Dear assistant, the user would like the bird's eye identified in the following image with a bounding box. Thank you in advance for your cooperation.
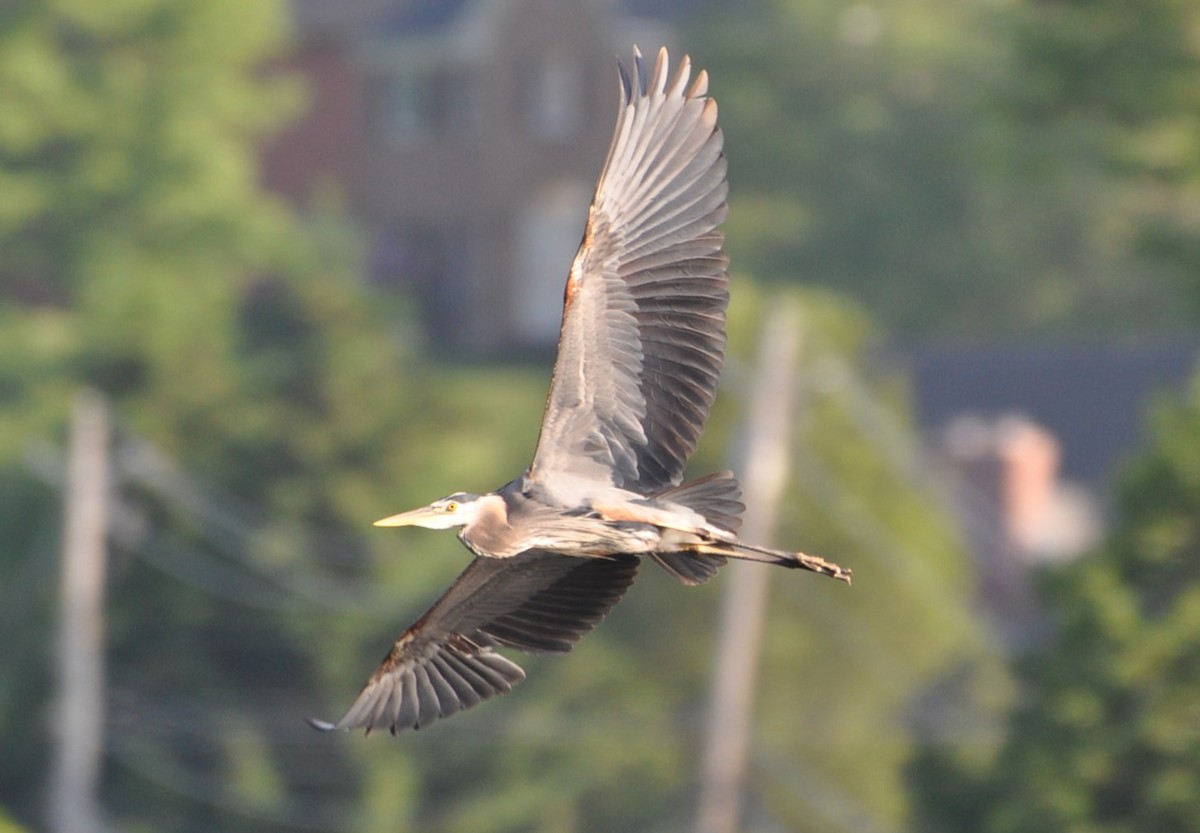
[445,501,458,513]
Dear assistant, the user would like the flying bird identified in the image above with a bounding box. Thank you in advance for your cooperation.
[312,46,851,737]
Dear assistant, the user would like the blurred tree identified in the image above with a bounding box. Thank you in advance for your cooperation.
[909,372,1200,832]
[1004,0,1200,322]
[0,0,292,303]
[688,0,1200,340]
[0,0,421,830]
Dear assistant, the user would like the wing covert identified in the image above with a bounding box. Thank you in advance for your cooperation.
[312,552,639,735]
[530,47,729,496]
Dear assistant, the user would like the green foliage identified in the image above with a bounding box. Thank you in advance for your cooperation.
[901,3,1200,823]
[910,375,1200,832]
[0,0,297,301]
[1005,0,1200,323]
[689,0,1200,339]
[1006,0,1198,126]
[0,1,416,830]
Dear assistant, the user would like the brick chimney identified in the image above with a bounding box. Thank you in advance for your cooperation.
[944,414,1062,557]
[941,413,1099,644]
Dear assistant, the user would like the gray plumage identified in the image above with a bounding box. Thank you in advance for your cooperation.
[312,47,850,739]
[531,47,729,497]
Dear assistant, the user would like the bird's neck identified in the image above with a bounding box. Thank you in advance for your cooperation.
[458,494,517,558]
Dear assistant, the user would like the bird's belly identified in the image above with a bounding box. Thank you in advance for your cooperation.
[520,518,662,557]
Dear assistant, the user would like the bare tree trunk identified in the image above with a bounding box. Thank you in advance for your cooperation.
[694,308,802,833]
[50,390,109,833]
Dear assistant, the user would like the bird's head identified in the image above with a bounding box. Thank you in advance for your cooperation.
[373,492,487,530]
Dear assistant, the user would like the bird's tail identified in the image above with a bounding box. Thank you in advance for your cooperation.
[650,470,852,586]
[649,471,743,585]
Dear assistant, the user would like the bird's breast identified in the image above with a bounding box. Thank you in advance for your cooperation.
[459,523,521,559]
[462,511,660,558]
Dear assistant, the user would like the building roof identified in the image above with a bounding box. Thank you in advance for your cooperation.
[906,341,1199,487]
[375,0,478,34]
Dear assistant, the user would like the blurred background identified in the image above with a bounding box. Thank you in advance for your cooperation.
[2,0,1199,831]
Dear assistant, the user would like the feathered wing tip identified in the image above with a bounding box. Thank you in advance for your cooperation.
[310,553,641,736]
[620,46,701,104]
[309,638,526,736]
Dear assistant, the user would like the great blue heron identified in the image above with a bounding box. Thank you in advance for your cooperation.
[311,46,850,737]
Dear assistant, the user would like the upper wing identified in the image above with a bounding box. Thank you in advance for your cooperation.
[311,551,639,735]
[529,47,729,497]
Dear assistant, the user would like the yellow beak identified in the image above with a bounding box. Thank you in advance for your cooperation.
[373,505,441,527]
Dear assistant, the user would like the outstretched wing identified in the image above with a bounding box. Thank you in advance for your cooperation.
[529,47,729,497]
[311,552,639,735]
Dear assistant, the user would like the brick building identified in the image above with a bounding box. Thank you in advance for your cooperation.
[265,0,674,351]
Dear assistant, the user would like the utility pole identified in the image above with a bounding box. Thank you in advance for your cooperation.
[50,390,110,833]
[694,307,803,833]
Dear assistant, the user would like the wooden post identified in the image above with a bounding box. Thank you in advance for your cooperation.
[50,390,109,833]
[694,307,802,833]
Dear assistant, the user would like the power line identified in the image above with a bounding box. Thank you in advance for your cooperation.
[803,342,1018,565]
[28,437,428,618]
[105,730,359,833]
[128,529,311,612]
[750,745,898,833]
[0,519,58,648]
[791,452,999,647]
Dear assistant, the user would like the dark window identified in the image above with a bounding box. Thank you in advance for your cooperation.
[372,224,473,347]
[369,67,476,143]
